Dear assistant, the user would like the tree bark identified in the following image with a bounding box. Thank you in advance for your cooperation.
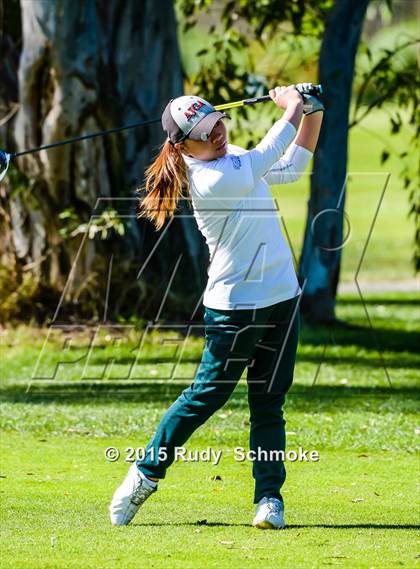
[0,0,21,300]
[298,0,369,323]
[3,0,208,322]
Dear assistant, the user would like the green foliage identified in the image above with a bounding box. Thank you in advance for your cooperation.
[177,0,332,150]
[0,255,62,324]
[176,0,420,272]
[59,207,125,241]
[178,0,333,39]
[0,206,127,324]
[0,262,38,323]
[352,38,420,271]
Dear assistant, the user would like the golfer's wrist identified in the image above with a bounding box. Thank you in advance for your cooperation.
[283,100,304,129]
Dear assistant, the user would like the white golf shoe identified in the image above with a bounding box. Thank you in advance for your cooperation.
[252,497,285,529]
[109,464,158,526]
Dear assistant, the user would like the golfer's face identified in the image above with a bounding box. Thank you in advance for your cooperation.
[182,120,228,161]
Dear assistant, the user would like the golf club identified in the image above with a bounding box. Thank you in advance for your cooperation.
[0,84,322,181]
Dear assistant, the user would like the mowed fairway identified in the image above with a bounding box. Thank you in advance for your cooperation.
[1,292,419,568]
[1,438,418,569]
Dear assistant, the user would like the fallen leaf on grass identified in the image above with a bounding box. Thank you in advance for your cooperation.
[351,498,364,503]
[209,475,222,481]
[357,453,369,458]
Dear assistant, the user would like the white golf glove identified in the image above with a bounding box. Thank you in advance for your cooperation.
[295,82,325,115]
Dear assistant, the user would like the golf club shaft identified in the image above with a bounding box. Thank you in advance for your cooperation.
[11,118,162,159]
[215,95,272,111]
[4,84,322,160]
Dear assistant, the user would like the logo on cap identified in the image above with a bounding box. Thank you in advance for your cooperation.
[184,100,205,121]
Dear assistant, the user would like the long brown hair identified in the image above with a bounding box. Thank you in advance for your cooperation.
[137,140,189,231]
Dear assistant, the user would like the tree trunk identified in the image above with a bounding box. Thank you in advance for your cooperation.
[0,0,22,322]
[298,0,369,324]
[3,0,208,322]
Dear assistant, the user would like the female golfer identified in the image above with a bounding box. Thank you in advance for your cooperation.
[110,84,324,529]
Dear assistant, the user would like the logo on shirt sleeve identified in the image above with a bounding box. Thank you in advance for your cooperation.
[230,155,242,170]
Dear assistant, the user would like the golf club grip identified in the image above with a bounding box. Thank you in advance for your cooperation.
[244,84,323,107]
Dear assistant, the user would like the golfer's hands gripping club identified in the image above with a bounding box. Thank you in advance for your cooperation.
[295,82,325,115]
[269,85,304,129]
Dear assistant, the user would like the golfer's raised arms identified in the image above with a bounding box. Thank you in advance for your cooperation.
[261,84,324,182]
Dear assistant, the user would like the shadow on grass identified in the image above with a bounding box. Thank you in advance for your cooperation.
[337,296,419,307]
[74,321,419,376]
[299,324,419,355]
[133,521,420,530]
[0,383,417,412]
[296,353,418,369]
[87,350,418,369]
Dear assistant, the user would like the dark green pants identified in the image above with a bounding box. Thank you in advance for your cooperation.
[137,295,300,504]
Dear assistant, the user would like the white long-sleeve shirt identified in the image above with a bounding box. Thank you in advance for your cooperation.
[183,119,313,309]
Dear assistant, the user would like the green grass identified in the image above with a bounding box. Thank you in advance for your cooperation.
[1,292,419,568]
[1,438,418,569]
